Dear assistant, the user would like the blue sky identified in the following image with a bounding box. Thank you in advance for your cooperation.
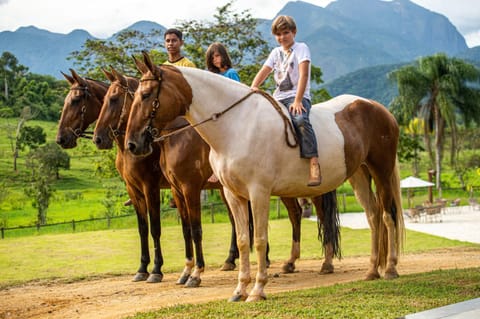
[0,0,478,47]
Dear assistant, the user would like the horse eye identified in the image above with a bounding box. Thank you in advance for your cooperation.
[142,92,151,100]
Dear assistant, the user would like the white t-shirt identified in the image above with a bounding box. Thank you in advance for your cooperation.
[264,42,311,101]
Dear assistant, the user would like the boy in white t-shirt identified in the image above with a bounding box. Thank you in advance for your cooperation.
[251,15,321,186]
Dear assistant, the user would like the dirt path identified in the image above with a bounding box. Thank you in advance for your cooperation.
[1,247,479,319]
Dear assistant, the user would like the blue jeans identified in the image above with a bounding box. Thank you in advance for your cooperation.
[279,97,318,158]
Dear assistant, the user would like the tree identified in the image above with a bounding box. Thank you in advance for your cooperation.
[69,29,167,79]
[177,0,271,84]
[389,53,480,196]
[28,142,70,180]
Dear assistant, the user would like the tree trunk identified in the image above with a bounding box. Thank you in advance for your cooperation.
[434,107,445,199]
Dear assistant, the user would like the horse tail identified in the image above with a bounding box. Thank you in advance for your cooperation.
[247,201,254,251]
[391,160,405,254]
[318,190,341,258]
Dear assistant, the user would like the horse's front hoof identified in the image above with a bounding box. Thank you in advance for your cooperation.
[132,272,149,282]
[281,262,295,273]
[320,262,334,274]
[176,274,190,285]
[184,276,201,288]
[246,293,267,302]
[384,269,399,280]
[365,270,381,281]
[220,262,236,271]
[228,294,247,302]
[146,273,164,283]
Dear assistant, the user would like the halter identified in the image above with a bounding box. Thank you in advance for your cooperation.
[68,85,94,139]
[140,70,298,148]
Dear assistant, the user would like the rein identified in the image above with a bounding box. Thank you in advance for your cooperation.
[139,71,297,148]
[153,90,298,148]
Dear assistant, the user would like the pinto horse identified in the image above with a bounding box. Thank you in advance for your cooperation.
[94,67,340,286]
[125,52,404,302]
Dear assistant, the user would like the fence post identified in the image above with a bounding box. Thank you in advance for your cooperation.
[107,216,111,228]
[342,193,347,212]
[1,227,4,239]
[210,203,215,223]
[36,222,40,232]
[72,219,75,232]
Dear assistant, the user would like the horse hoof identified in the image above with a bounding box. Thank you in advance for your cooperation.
[132,272,149,282]
[220,262,236,271]
[281,262,295,273]
[320,262,334,274]
[176,274,190,285]
[384,270,399,280]
[184,276,201,288]
[146,273,164,283]
[246,294,267,302]
[229,294,247,302]
[365,271,381,281]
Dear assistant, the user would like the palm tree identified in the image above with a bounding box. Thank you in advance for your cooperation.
[389,53,480,197]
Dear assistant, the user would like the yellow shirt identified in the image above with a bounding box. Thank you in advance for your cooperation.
[164,57,196,68]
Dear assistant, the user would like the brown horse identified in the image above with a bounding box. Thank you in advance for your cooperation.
[93,67,340,286]
[125,52,404,301]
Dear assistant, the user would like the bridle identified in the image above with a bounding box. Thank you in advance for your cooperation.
[108,81,135,141]
[67,84,95,139]
[139,70,298,148]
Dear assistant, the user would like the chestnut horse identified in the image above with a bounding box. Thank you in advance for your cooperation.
[125,52,404,302]
[93,67,340,286]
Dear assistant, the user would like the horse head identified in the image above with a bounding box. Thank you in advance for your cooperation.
[56,69,108,149]
[125,51,192,156]
[93,66,138,150]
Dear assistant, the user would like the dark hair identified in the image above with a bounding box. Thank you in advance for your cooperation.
[164,28,183,40]
[205,42,233,73]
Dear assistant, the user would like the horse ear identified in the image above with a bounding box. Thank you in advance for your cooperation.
[111,67,127,87]
[142,51,155,74]
[133,54,148,74]
[70,69,88,87]
[61,71,74,85]
[102,67,115,83]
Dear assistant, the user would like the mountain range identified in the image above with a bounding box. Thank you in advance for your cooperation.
[0,0,477,84]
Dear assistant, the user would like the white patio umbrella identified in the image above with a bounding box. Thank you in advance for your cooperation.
[400,176,435,188]
[400,176,435,208]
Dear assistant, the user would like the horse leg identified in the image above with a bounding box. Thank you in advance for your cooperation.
[131,195,150,282]
[371,164,404,280]
[311,191,341,274]
[145,186,163,283]
[223,188,251,302]
[349,167,382,280]
[183,189,205,288]
[279,197,302,273]
[246,191,271,302]
[171,188,195,285]
[219,188,238,271]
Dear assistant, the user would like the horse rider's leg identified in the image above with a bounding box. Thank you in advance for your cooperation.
[348,167,382,280]
[223,188,251,302]
[279,197,302,273]
[246,191,271,302]
[171,188,195,285]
